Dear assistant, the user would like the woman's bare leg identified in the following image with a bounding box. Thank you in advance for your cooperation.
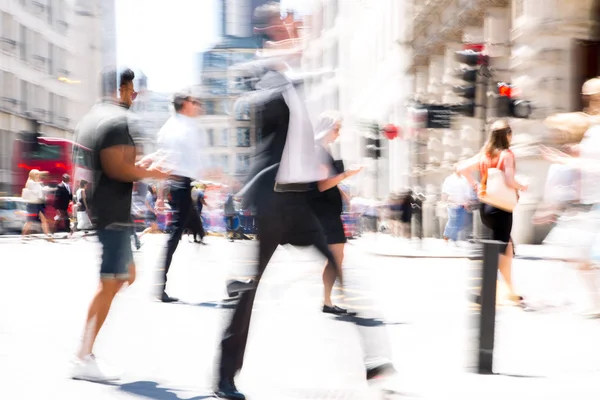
[498,240,518,299]
[323,243,345,307]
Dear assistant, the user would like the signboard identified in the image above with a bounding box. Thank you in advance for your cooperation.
[425,105,453,129]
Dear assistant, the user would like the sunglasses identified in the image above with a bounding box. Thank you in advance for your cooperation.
[131,91,138,101]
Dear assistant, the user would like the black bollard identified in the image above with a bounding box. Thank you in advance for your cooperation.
[477,240,501,374]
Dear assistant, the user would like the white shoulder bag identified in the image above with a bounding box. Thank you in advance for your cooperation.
[478,152,518,212]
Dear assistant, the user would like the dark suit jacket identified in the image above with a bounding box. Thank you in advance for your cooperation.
[239,73,291,211]
[55,182,72,211]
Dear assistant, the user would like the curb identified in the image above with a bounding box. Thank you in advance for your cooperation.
[348,242,566,261]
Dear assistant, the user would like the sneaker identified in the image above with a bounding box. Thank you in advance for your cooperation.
[71,354,120,382]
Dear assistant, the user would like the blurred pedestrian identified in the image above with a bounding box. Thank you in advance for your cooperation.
[71,67,168,382]
[53,173,73,235]
[137,88,205,303]
[459,120,527,305]
[310,111,362,315]
[21,169,53,241]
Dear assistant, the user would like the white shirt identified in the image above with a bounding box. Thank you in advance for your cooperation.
[25,180,44,204]
[580,125,600,204]
[442,173,471,206]
[156,114,205,180]
[275,81,325,184]
[63,182,71,194]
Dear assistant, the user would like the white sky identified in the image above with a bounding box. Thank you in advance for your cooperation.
[116,0,313,93]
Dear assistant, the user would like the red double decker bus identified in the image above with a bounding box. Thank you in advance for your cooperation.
[12,133,93,219]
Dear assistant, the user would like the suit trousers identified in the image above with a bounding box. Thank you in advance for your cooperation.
[160,177,193,294]
[218,191,339,381]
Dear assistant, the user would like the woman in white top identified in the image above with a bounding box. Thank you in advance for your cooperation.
[21,169,53,241]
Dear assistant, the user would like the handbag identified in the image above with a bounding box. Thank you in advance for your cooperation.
[479,167,518,212]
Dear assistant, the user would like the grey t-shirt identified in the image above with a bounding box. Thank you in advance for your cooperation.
[74,102,134,230]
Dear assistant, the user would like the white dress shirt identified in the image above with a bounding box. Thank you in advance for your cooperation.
[442,173,471,206]
[156,114,205,180]
[276,80,326,184]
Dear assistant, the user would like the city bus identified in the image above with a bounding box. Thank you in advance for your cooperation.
[11,132,93,219]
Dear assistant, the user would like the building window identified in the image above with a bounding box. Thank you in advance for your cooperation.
[236,153,250,174]
[48,92,55,123]
[234,99,250,120]
[204,100,215,115]
[236,128,250,147]
[47,42,54,74]
[207,128,215,147]
[47,0,54,24]
[19,25,27,61]
[2,71,16,105]
[219,128,229,147]
[1,12,16,55]
[20,80,29,113]
[220,154,229,173]
[256,128,262,143]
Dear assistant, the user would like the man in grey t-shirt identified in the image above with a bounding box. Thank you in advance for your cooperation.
[71,67,168,383]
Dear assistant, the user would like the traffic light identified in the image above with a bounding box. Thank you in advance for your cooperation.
[493,83,532,118]
[452,50,487,117]
[366,137,381,159]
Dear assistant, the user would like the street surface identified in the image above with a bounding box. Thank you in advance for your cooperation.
[2,234,600,399]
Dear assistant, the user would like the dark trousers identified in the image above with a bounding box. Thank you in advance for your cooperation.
[218,191,339,382]
[160,177,193,294]
[55,208,71,232]
[187,209,205,240]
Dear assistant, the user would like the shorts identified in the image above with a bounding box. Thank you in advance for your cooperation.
[27,203,44,222]
[97,228,133,280]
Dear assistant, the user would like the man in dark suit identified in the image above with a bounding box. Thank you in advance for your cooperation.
[53,174,73,234]
[215,6,394,400]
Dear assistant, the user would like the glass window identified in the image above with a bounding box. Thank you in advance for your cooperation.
[236,128,250,147]
[220,129,229,147]
[19,25,27,61]
[27,143,61,160]
[234,100,250,120]
[220,154,229,173]
[207,128,215,147]
[204,100,215,115]
[0,199,17,210]
[236,153,250,174]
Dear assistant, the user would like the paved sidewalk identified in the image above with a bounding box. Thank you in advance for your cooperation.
[350,233,572,260]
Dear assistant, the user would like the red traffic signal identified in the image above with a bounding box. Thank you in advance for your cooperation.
[382,124,400,140]
[498,83,512,98]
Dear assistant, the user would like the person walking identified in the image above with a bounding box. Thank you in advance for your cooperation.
[53,173,73,235]
[441,167,472,243]
[458,120,527,305]
[138,88,205,303]
[71,67,168,382]
[21,169,53,241]
[76,180,93,231]
[310,111,361,315]
[215,5,395,399]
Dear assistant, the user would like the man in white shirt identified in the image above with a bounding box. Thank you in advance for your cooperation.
[141,89,204,302]
[441,167,472,242]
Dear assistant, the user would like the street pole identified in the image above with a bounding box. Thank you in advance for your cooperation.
[476,240,500,374]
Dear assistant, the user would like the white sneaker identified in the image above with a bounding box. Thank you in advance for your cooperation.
[71,354,120,382]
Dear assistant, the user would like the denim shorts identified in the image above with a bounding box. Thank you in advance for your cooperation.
[97,228,133,280]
